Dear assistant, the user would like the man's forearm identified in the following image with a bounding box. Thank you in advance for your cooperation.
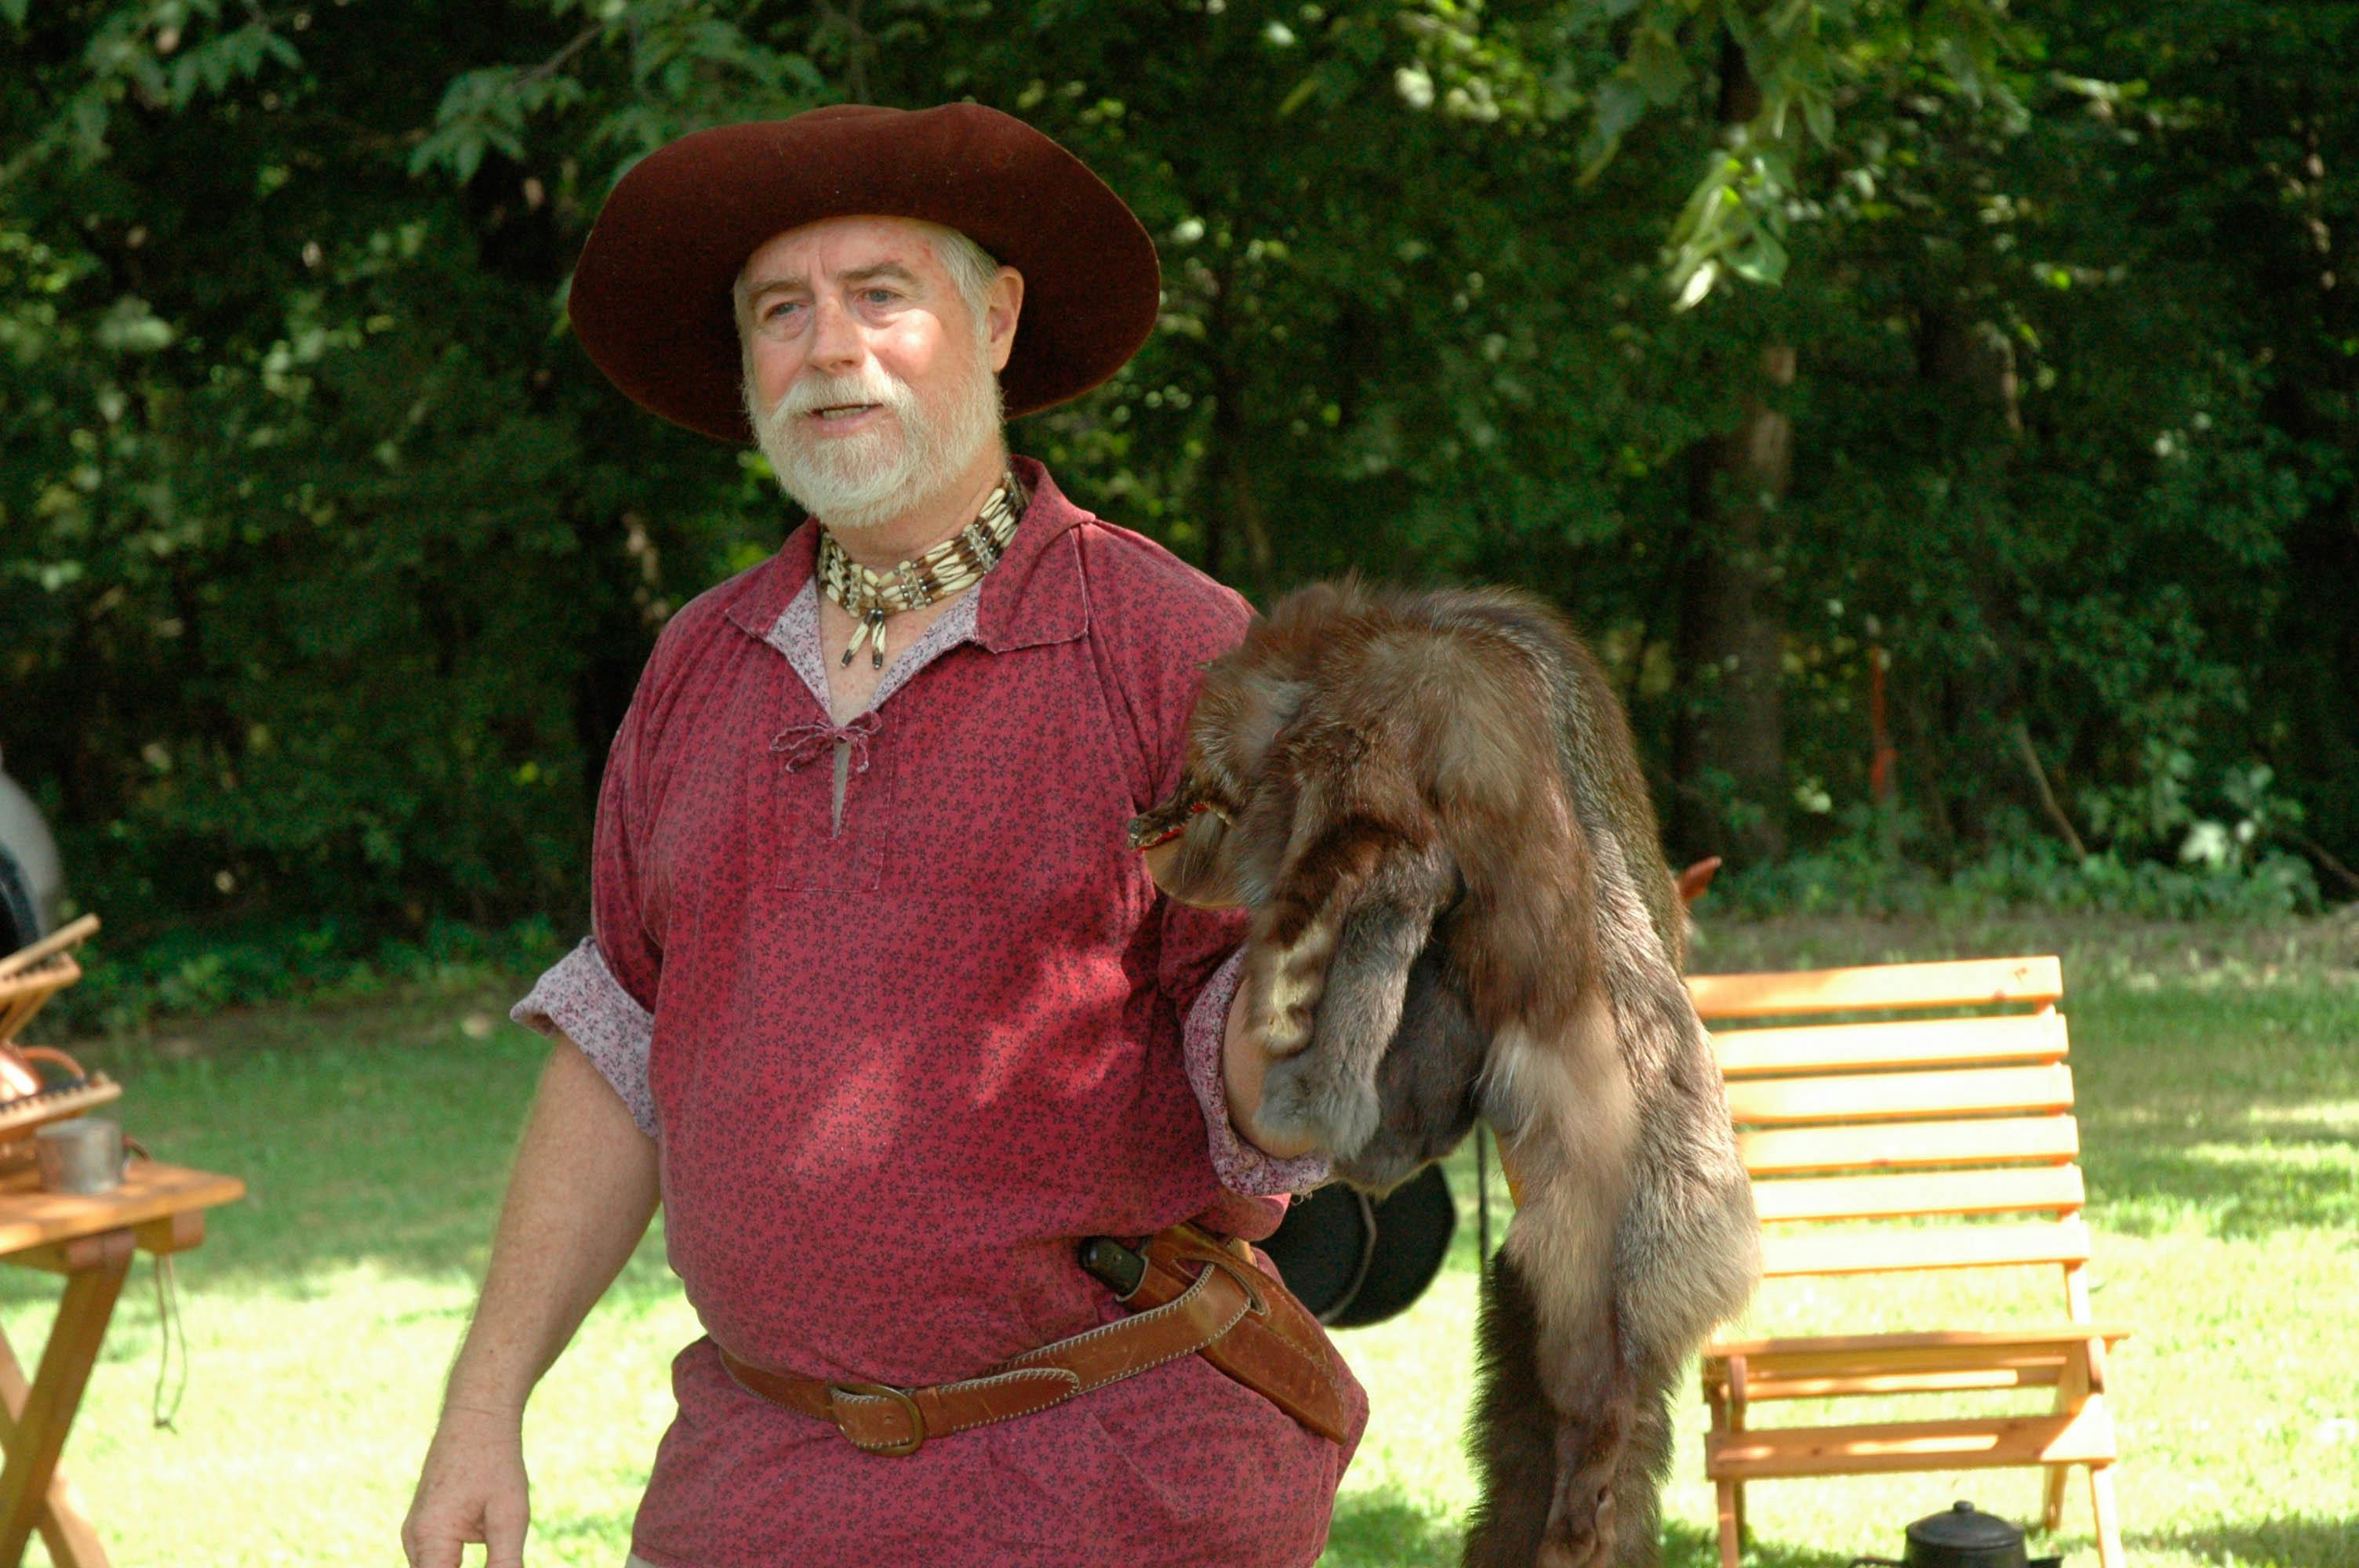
[1219,968,1321,1160]
[442,1038,661,1417]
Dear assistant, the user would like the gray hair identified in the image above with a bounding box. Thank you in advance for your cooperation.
[928,224,1004,324]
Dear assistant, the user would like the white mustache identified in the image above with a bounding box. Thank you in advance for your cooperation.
[775,370,917,422]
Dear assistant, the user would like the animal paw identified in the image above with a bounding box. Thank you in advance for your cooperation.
[1534,1483,1615,1568]
[1259,1045,1382,1159]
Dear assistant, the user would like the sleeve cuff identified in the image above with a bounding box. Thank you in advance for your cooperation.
[1182,946,1333,1197]
[511,936,659,1139]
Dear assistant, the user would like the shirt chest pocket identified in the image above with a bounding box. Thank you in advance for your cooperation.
[769,719,895,892]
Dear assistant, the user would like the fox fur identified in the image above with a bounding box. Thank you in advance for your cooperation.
[1132,580,1759,1568]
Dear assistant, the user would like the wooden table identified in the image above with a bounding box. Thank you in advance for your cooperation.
[0,1160,244,1568]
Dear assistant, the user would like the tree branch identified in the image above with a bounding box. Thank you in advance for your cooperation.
[2279,826,2359,897]
[2011,718,2088,860]
[523,23,604,83]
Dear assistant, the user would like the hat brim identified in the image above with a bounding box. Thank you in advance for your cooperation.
[565,103,1161,444]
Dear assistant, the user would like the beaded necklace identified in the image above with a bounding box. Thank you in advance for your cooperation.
[815,471,1026,670]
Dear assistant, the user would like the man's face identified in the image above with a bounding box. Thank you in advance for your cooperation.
[737,215,1022,530]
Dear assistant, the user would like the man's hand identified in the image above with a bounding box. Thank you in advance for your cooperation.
[403,1405,530,1568]
[1221,973,1322,1160]
[399,1039,659,1568]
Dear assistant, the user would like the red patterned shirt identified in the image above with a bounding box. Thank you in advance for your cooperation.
[514,456,1366,1567]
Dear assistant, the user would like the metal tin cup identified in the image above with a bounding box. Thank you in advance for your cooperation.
[35,1116,127,1196]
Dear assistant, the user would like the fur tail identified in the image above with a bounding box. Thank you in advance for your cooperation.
[1605,1363,1677,1568]
[1462,1248,1558,1566]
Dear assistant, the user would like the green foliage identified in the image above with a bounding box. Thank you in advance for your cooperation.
[1715,805,2324,922]
[2,0,2354,970]
[36,914,565,1034]
[1390,0,2026,307]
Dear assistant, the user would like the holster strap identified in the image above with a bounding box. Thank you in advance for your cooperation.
[717,1252,1259,1457]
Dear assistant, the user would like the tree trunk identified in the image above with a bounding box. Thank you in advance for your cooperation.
[1671,343,1795,864]
[1914,293,2027,850]
[1670,35,1794,866]
[1204,258,1275,601]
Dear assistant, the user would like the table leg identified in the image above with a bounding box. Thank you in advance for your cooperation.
[0,1327,109,1568]
[0,1243,132,1566]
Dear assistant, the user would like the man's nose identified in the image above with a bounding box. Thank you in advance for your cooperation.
[806,292,864,374]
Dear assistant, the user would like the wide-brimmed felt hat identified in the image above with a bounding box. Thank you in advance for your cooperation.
[567,103,1161,443]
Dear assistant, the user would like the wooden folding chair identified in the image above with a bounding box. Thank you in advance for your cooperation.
[1686,956,2128,1568]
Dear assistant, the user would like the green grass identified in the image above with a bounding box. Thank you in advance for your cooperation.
[7,916,2356,1566]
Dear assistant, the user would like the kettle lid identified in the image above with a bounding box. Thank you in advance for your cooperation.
[1907,1501,2028,1555]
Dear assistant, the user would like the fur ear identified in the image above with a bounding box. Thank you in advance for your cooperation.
[1140,806,1245,909]
[1228,672,1312,769]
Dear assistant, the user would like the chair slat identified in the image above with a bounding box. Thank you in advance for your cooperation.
[1712,1012,2069,1077]
[1705,1406,2117,1479]
[1753,1165,2085,1224]
[1688,956,2063,1021]
[1736,1115,2081,1175]
[1759,1218,2091,1278]
[1736,1367,2066,1400]
[1704,1341,2101,1389]
[1705,1324,2131,1361]
[1725,1065,2074,1126]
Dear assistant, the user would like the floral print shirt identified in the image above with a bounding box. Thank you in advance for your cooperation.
[513,456,1365,1567]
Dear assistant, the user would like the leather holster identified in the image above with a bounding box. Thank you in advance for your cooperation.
[1095,1221,1357,1444]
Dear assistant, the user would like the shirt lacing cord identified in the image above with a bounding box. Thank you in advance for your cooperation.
[770,712,882,774]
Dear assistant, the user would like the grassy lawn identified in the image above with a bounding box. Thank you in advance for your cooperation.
[5,916,2354,1566]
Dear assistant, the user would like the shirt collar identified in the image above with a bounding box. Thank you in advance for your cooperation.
[725,453,1089,654]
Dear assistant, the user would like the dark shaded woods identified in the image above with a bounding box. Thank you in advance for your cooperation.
[5,1,2354,963]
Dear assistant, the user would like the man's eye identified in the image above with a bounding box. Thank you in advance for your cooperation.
[863,287,898,304]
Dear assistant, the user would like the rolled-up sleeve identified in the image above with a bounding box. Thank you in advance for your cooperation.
[511,692,663,1139]
[513,937,657,1138]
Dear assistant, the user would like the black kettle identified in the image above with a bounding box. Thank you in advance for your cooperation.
[1853,1501,2063,1568]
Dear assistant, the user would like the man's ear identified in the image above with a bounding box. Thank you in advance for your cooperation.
[986,266,1024,373]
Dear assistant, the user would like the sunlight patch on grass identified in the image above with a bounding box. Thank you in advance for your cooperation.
[2,921,2352,1567]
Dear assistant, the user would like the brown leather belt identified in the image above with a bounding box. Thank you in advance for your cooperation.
[717,1222,1353,1455]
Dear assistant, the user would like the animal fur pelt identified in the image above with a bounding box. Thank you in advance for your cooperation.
[1132,579,1759,1568]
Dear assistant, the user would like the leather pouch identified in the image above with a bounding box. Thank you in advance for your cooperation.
[1093,1220,1356,1444]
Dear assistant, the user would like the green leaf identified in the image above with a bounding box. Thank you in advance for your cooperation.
[1627,25,1688,105]
[1803,88,1835,145]
[1726,227,1789,285]
[1671,256,1719,310]
[1579,78,1648,183]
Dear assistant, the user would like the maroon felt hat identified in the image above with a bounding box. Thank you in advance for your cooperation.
[566,103,1161,443]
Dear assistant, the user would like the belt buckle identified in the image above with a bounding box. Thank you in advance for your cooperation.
[829,1381,925,1457]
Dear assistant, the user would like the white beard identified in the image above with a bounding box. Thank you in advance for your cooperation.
[743,341,1005,535]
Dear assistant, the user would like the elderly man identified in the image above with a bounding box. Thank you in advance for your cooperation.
[401,103,1368,1568]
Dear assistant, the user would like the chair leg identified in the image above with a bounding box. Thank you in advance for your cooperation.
[2088,1463,2125,1568]
[1716,1479,1742,1568]
[2047,1328,2097,1537]
[2042,1461,2069,1532]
